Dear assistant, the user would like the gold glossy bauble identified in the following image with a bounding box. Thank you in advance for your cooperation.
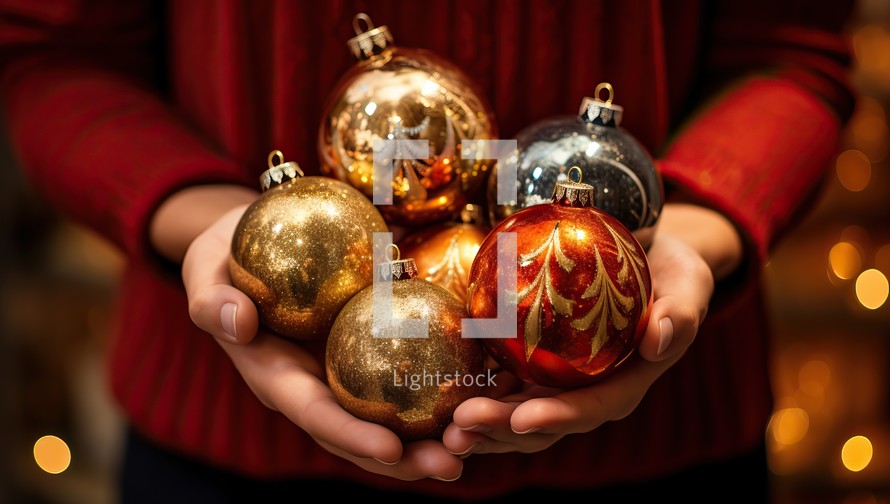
[396,205,490,303]
[229,151,389,341]
[326,246,487,441]
[469,168,652,389]
[318,14,497,227]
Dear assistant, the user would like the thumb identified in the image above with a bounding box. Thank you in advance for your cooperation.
[636,235,714,363]
[182,206,260,344]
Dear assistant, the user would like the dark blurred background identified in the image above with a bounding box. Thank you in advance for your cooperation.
[2,1,890,503]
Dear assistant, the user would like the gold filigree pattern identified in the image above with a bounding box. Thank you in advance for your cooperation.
[570,217,647,363]
[517,222,576,360]
[423,232,467,298]
[605,216,649,310]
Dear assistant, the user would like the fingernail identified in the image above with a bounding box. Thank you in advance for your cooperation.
[657,318,673,356]
[431,470,462,482]
[460,424,491,434]
[513,426,543,435]
[448,442,478,458]
[221,303,238,342]
[373,457,399,466]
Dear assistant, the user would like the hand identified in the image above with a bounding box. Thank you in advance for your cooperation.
[442,203,742,456]
[173,193,463,481]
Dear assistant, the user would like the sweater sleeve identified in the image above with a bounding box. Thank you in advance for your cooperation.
[657,1,857,266]
[0,0,255,261]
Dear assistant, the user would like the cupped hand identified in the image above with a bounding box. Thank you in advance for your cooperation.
[180,203,463,481]
[443,203,739,457]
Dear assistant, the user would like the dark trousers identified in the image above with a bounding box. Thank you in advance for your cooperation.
[119,426,771,503]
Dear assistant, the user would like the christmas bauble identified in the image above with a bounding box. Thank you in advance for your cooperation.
[487,83,663,249]
[326,245,487,441]
[318,13,497,227]
[469,168,652,388]
[229,151,389,340]
[396,204,490,303]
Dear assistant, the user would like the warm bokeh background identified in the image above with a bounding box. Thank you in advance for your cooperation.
[2,2,890,503]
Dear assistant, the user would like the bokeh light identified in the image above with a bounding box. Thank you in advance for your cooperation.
[841,435,873,472]
[33,435,71,474]
[855,269,889,309]
[770,408,810,446]
[829,242,863,280]
[836,150,872,191]
[853,25,890,73]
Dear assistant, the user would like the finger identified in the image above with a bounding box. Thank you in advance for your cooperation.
[637,236,713,362]
[401,441,464,481]
[637,294,701,363]
[510,356,671,435]
[182,206,259,344]
[443,387,518,456]
[444,405,563,456]
[451,396,516,433]
[269,367,405,463]
[322,439,464,482]
[441,422,482,458]
[231,335,404,463]
[446,397,555,454]
[306,401,403,463]
[442,405,502,457]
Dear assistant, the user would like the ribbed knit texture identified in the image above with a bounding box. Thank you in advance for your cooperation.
[0,0,854,499]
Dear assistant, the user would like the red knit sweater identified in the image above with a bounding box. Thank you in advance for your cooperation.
[0,0,854,499]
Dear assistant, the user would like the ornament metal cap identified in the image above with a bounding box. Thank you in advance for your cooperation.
[347,13,394,60]
[552,167,597,208]
[579,82,624,128]
[260,150,304,192]
[378,244,418,281]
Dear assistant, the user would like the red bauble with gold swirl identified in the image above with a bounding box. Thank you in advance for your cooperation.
[467,168,652,388]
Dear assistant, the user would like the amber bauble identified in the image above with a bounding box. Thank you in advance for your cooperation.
[469,169,652,388]
[487,83,663,249]
[318,14,497,227]
[326,247,486,441]
[229,151,388,341]
[396,205,489,303]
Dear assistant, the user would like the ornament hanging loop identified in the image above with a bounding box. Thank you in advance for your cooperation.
[379,244,417,280]
[346,12,394,60]
[353,13,374,35]
[260,150,304,191]
[266,150,304,176]
[578,83,623,127]
[552,166,595,207]
[568,166,583,184]
[268,150,285,168]
[595,82,614,105]
[385,243,400,262]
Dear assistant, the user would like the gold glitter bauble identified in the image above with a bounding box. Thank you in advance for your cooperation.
[325,246,487,441]
[318,13,497,227]
[229,151,389,341]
